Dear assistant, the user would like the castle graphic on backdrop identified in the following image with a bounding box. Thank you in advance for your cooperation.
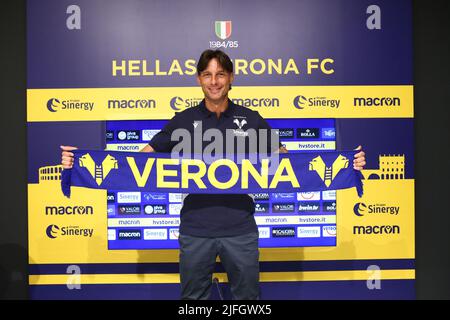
[360,155,405,180]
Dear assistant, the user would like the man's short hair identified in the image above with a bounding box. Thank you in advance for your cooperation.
[197,50,233,75]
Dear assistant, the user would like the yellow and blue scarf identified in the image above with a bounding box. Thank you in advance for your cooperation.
[61,150,363,198]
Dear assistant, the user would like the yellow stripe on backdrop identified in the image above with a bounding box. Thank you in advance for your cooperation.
[27,85,413,122]
[29,269,415,285]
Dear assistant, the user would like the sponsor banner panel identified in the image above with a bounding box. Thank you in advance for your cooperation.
[27,85,413,122]
[28,182,179,264]
[260,179,415,261]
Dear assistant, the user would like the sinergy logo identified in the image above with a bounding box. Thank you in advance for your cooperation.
[170,97,203,110]
[45,224,94,239]
[293,95,340,109]
[353,203,400,216]
[47,98,94,112]
[46,224,59,239]
[47,98,60,112]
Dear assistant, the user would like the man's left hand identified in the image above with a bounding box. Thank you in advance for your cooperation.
[353,145,366,171]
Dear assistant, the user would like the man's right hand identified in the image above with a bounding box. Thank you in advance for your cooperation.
[140,144,155,153]
[60,145,78,169]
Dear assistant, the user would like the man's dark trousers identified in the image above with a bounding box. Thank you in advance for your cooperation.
[179,232,260,300]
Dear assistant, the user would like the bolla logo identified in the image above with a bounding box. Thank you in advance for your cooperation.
[66,5,81,30]
[309,154,349,187]
[79,153,118,186]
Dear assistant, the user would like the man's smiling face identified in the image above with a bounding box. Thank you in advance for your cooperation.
[197,58,234,104]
